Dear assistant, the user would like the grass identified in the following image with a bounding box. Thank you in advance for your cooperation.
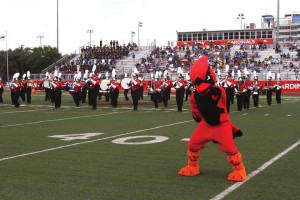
[0,91,299,200]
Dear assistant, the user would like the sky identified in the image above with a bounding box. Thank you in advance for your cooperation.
[0,0,297,55]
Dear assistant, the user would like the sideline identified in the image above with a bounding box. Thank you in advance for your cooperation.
[0,120,193,162]
[210,139,300,200]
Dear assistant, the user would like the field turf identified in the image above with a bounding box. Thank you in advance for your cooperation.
[0,91,299,200]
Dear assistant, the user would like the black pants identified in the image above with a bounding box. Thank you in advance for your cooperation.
[26,87,32,103]
[132,89,139,110]
[82,86,87,103]
[162,88,170,107]
[12,90,20,107]
[90,87,98,109]
[72,91,82,107]
[110,89,119,107]
[252,93,259,107]
[151,92,160,108]
[266,90,272,105]
[54,89,62,108]
[124,89,129,100]
[0,88,3,102]
[236,93,244,111]
[176,88,184,111]
[275,90,281,104]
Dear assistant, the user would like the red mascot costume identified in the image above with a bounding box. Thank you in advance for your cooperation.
[178,56,247,182]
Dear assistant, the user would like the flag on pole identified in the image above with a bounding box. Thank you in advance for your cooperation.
[0,36,5,39]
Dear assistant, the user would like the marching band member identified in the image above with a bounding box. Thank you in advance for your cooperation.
[44,72,52,101]
[52,75,62,109]
[173,74,186,112]
[243,75,252,110]
[251,76,261,107]
[72,75,83,107]
[138,74,144,100]
[234,77,246,111]
[110,77,120,108]
[81,70,89,103]
[11,73,21,108]
[89,72,100,110]
[264,76,274,106]
[26,71,32,104]
[0,77,3,103]
[273,78,282,104]
[123,72,130,101]
[20,74,27,102]
[185,73,192,101]
[149,77,162,109]
[131,73,141,111]
[161,75,172,108]
[220,74,234,112]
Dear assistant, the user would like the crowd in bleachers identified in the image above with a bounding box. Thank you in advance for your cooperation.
[131,43,269,78]
[59,41,138,75]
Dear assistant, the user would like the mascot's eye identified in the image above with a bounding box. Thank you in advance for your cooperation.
[194,78,203,86]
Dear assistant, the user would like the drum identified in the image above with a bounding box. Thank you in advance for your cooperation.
[43,80,50,88]
[121,78,131,89]
[100,79,111,90]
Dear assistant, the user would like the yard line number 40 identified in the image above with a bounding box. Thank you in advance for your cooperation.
[49,133,188,144]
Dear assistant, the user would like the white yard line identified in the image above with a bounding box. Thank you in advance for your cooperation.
[211,139,300,200]
[0,111,126,128]
[0,120,193,162]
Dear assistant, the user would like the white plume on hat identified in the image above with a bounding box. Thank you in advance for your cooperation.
[225,64,229,73]
[177,66,183,75]
[267,71,272,79]
[112,68,116,79]
[83,70,89,79]
[124,72,127,78]
[22,73,26,80]
[237,70,241,78]
[92,64,96,73]
[163,70,168,78]
[53,70,58,77]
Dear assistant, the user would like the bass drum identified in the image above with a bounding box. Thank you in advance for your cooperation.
[121,78,131,89]
[100,79,111,91]
[43,80,50,88]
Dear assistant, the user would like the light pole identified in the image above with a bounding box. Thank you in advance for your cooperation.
[20,44,24,74]
[237,13,245,29]
[131,31,135,44]
[86,29,94,47]
[57,0,59,52]
[138,21,142,47]
[37,35,44,47]
[276,0,280,44]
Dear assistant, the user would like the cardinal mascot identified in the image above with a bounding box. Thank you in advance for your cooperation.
[178,56,247,182]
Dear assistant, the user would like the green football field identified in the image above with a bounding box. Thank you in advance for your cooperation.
[0,91,299,200]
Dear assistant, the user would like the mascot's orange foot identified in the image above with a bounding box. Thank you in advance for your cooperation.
[227,170,247,182]
[178,165,200,176]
